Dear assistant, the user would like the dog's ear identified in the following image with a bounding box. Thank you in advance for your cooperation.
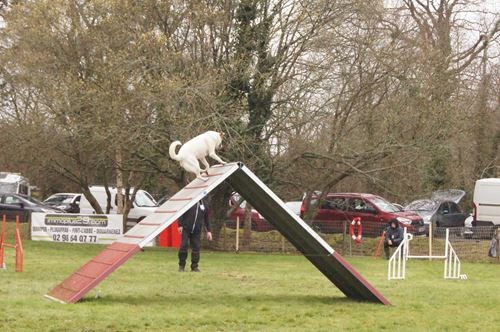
[219,132,225,140]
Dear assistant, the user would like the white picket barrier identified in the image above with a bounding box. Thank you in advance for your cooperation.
[443,231,463,279]
[387,230,411,280]
[388,228,467,280]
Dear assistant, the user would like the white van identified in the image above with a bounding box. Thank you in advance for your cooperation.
[0,172,31,196]
[79,186,158,223]
[472,178,500,226]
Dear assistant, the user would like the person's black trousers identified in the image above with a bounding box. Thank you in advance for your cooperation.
[384,240,403,259]
[178,230,201,269]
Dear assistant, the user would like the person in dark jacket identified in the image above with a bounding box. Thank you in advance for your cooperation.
[178,197,212,272]
[384,219,404,259]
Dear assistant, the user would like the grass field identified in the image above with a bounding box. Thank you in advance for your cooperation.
[1,241,499,331]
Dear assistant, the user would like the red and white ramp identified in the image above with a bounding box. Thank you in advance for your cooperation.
[46,162,389,305]
[45,163,239,303]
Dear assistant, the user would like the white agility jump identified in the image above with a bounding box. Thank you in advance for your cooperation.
[388,228,467,280]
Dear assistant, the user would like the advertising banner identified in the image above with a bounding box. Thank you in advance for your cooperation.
[31,213,123,244]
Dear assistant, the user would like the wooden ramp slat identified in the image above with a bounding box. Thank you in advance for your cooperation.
[45,242,140,303]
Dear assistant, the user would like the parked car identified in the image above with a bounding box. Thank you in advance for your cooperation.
[404,189,467,229]
[156,195,170,206]
[300,193,425,236]
[0,172,31,196]
[285,201,302,216]
[392,203,404,211]
[0,193,65,222]
[472,178,500,227]
[43,193,81,213]
[463,212,495,239]
[227,193,273,231]
[79,186,158,223]
[463,214,474,238]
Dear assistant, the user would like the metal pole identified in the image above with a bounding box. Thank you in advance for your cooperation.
[222,222,227,250]
[0,215,6,269]
[402,229,407,279]
[15,215,23,273]
[349,231,352,256]
[429,223,433,261]
[444,228,449,278]
[453,254,458,278]
[402,227,410,260]
[496,229,499,263]
[235,216,239,252]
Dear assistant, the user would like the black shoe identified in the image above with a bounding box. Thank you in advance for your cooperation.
[191,267,200,272]
[178,266,185,272]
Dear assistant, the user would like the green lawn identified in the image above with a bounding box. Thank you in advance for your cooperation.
[1,241,499,331]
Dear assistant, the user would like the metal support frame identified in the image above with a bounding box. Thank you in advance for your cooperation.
[0,215,24,272]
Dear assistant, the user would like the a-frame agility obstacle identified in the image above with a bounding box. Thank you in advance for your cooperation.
[46,162,390,305]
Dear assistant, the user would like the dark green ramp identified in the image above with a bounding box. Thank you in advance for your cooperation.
[227,163,390,305]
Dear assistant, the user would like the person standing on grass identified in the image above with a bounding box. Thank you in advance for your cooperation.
[178,197,212,272]
[384,219,404,259]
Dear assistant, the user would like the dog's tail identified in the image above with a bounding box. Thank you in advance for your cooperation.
[169,141,182,161]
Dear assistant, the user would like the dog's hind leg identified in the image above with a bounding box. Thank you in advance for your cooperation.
[196,165,209,181]
[182,158,208,182]
[200,157,210,174]
[192,169,208,182]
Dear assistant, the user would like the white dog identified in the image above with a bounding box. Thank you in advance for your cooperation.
[169,131,227,181]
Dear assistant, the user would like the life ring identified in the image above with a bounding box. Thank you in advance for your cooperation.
[349,217,363,244]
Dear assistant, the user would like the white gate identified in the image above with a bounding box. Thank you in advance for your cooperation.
[388,228,466,280]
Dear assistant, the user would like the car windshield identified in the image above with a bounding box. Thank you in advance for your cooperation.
[23,195,44,205]
[431,189,465,204]
[405,199,437,212]
[134,191,158,207]
[231,193,247,208]
[7,194,43,206]
[369,197,400,213]
[44,195,74,204]
[0,183,17,193]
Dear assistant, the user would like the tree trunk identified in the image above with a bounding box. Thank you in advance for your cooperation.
[81,186,103,214]
[115,148,126,229]
[123,186,139,229]
[103,172,112,214]
[209,184,233,245]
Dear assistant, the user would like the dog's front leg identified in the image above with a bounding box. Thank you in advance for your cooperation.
[209,152,227,165]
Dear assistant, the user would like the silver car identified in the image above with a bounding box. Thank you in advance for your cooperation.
[405,190,467,228]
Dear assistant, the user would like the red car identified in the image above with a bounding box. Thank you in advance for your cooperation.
[300,193,425,236]
[227,193,273,232]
